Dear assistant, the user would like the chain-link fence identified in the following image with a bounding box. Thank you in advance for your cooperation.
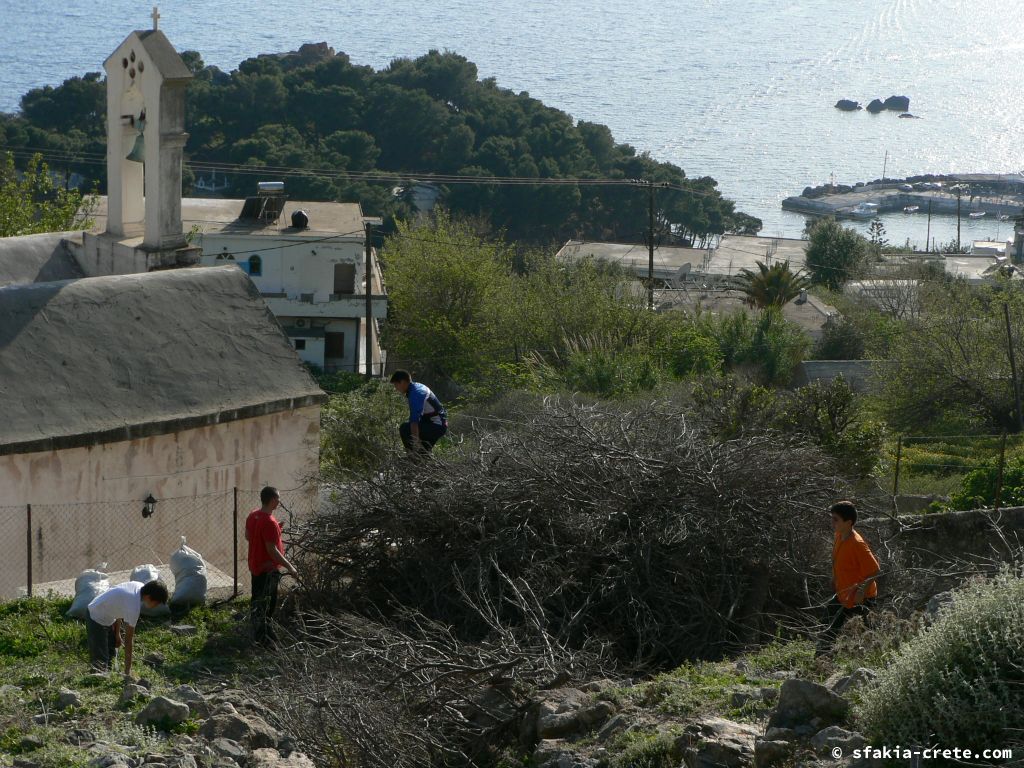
[0,486,318,602]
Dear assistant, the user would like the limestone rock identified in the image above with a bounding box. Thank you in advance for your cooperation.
[170,685,211,718]
[165,756,198,768]
[68,728,97,746]
[119,684,151,706]
[883,95,910,112]
[763,727,796,741]
[596,713,628,742]
[754,737,793,768]
[866,99,885,114]
[249,749,316,768]
[143,651,166,667]
[88,756,131,768]
[811,726,866,753]
[831,667,878,696]
[199,712,281,749]
[136,696,191,727]
[57,687,83,709]
[834,99,861,111]
[675,717,758,768]
[767,679,849,729]
[169,624,197,636]
[211,738,248,763]
[0,684,22,697]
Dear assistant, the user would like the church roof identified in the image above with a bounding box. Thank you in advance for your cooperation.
[0,232,85,287]
[0,266,325,455]
[136,30,193,81]
[104,29,193,82]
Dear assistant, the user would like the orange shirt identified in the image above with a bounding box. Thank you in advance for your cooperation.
[833,529,880,609]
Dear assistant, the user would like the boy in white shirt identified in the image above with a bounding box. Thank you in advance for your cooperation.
[86,580,168,676]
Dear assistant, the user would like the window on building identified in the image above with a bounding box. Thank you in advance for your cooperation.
[294,339,306,351]
[248,255,262,276]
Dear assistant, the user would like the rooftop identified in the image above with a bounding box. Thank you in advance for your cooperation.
[0,265,325,455]
[85,196,367,240]
[0,232,84,288]
[654,287,837,336]
[555,235,810,283]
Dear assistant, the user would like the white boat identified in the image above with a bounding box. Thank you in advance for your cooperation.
[845,202,879,219]
[903,205,919,213]
[969,211,986,219]
[999,215,1010,221]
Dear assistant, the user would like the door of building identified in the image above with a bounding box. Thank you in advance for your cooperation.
[324,332,346,371]
[333,263,356,295]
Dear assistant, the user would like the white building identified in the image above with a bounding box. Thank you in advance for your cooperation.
[195,197,386,375]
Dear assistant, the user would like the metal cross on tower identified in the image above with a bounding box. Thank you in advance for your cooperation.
[151,6,161,30]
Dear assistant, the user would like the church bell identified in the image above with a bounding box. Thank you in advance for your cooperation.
[126,116,146,163]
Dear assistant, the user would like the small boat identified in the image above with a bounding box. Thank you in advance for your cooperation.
[845,202,879,219]
[1000,215,1010,221]
[969,211,986,219]
[903,205,919,213]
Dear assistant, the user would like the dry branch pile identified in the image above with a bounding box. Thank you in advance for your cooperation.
[294,397,853,667]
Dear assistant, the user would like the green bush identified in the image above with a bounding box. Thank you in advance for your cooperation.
[656,323,723,378]
[320,381,407,475]
[857,571,1024,751]
[949,456,1024,510]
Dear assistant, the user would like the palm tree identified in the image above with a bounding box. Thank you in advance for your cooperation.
[736,260,810,309]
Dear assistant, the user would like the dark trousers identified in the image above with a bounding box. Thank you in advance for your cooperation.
[251,570,281,643]
[818,596,875,653]
[86,616,116,671]
[400,419,448,453]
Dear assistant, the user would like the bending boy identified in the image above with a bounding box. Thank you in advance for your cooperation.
[86,580,169,676]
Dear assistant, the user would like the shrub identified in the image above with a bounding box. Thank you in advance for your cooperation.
[857,570,1024,752]
[320,381,407,476]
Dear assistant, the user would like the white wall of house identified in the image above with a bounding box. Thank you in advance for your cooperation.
[198,234,365,302]
[197,233,385,371]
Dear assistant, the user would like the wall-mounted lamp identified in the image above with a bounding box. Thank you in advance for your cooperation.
[142,494,157,518]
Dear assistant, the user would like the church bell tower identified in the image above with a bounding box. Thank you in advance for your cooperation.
[103,9,193,251]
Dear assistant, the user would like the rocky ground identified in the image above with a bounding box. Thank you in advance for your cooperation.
[0,597,911,768]
[0,597,311,768]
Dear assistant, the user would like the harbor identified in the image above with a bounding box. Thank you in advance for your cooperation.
[782,173,1024,223]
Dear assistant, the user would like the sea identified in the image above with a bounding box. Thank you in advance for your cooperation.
[2,0,1022,249]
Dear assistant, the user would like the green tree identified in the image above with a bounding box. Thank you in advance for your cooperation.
[380,212,515,382]
[0,152,93,236]
[879,279,1024,432]
[736,260,809,309]
[804,217,869,291]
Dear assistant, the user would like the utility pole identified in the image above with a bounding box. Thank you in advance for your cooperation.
[925,200,932,253]
[881,150,888,182]
[647,180,656,311]
[955,186,963,252]
[365,222,374,378]
[1004,301,1023,432]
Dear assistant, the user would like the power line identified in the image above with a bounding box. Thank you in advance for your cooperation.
[1,145,727,199]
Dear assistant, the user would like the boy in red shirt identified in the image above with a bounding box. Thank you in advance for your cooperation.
[245,486,297,644]
[817,500,881,655]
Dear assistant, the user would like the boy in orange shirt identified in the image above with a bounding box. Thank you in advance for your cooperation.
[817,500,880,655]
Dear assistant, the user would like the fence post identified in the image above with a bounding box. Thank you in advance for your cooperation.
[892,436,903,499]
[995,432,1007,513]
[26,504,32,598]
[233,487,239,599]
